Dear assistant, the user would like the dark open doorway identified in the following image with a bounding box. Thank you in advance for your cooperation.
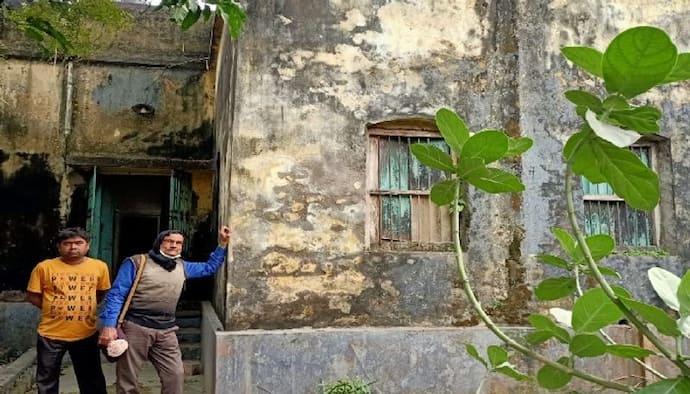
[114,214,160,273]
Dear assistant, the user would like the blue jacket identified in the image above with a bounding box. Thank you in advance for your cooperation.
[100,246,227,327]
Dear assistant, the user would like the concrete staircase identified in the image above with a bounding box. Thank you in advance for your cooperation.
[176,301,202,376]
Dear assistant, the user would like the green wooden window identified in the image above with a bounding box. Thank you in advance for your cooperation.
[368,128,452,246]
[581,146,655,247]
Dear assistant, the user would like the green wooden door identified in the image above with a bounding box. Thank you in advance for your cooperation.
[169,171,193,252]
[86,167,102,257]
[86,167,115,266]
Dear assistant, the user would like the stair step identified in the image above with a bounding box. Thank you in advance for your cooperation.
[183,360,202,376]
[177,327,201,343]
[175,316,201,328]
[180,343,200,360]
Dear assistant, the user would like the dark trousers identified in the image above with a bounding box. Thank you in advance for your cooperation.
[36,333,107,394]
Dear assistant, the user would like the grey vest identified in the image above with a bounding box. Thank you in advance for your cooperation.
[126,255,185,329]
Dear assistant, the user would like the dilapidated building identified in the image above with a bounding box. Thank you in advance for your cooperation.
[0,5,220,294]
[3,0,690,393]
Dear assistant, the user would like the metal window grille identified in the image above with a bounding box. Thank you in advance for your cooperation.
[581,146,655,247]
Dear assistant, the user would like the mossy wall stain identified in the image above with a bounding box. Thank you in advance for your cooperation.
[0,153,61,290]
[70,66,215,159]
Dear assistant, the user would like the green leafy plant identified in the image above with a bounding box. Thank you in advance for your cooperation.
[2,0,246,58]
[411,26,690,392]
[621,248,670,257]
[5,0,132,57]
[319,376,373,394]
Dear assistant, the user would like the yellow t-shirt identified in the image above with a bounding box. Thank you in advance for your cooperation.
[27,257,111,341]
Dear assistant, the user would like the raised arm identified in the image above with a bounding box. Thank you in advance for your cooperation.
[183,226,231,279]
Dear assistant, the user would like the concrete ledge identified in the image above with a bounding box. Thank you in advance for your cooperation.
[201,301,223,394]
[214,326,535,394]
[0,348,36,394]
[213,326,648,394]
[0,302,40,352]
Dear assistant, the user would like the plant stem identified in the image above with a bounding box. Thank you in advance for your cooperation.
[451,182,632,392]
[564,165,690,375]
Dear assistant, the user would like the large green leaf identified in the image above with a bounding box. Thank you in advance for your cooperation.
[603,95,630,111]
[572,287,624,332]
[635,377,690,394]
[603,26,678,98]
[584,234,615,261]
[465,343,488,368]
[663,53,690,83]
[536,254,570,270]
[648,267,681,311]
[410,144,456,173]
[678,270,690,317]
[561,46,603,78]
[536,357,572,390]
[551,227,580,261]
[564,90,603,112]
[606,344,656,359]
[534,277,576,301]
[436,108,470,155]
[569,334,607,357]
[607,106,661,133]
[466,168,524,193]
[505,137,533,157]
[622,296,680,336]
[430,180,458,206]
[587,265,620,278]
[563,130,606,183]
[528,314,570,343]
[590,138,659,210]
[461,130,509,164]
[456,157,488,179]
[525,330,554,345]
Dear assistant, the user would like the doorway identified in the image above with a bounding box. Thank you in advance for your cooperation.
[114,214,160,272]
[86,169,192,273]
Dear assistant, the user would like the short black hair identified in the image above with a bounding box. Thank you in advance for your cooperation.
[56,228,91,244]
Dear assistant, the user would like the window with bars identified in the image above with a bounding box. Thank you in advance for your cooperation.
[367,126,453,249]
[581,145,656,247]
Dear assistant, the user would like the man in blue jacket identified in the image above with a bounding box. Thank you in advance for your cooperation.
[98,226,231,394]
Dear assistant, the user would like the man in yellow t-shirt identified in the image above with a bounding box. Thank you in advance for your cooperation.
[27,228,111,394]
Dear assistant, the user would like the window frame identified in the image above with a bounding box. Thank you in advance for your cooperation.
[581,142,660,248]
[366,126,454,251]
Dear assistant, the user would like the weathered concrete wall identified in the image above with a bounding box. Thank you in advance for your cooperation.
[214,0,690,331]
[218,0,526,329]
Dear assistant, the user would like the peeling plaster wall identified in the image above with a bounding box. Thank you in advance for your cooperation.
[219,0,525,329]
[217,0,690,330]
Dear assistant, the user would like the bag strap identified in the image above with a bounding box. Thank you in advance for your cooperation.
[116,254,147,327]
